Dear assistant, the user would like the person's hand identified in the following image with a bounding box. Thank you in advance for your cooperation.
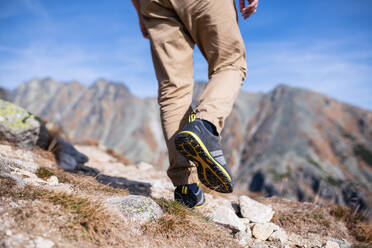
[239,0,258,20]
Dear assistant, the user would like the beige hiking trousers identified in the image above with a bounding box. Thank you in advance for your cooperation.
[140,0,247,186]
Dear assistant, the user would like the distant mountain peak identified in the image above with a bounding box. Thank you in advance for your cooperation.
[6,78,372,213]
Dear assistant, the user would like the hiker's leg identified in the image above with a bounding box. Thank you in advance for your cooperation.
[140,0,199,186]
[171,0,247,134]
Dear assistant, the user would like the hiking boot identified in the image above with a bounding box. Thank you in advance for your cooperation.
[174,182,205,209]
[174,118,234,193]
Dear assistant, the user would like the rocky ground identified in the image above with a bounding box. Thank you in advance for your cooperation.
[6,79,372,212]
[1,142,370,248]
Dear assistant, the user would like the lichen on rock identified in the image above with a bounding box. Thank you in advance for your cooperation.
[0,100,42,149]
[106,195,164,224]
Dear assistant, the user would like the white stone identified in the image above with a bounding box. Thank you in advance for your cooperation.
[34,237,54,248]
[47,176,59,186]
[252,240,270,248]
[9,202,19,208]
[252,223,276,241]
[235,230,253,247]
[325,240,340,248]
[5,230,12,236]
[137,162,153,170]
[239,195,274,223]
[241,218,252,237]
[210,205,246,232]
[269,228,288,244]
[45,183,73,195]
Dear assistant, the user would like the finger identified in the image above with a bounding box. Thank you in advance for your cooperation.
[242,7,255,16]
[243,2,257,12]
[244,0,258,10]
[242,2,257,18]
[242,8,256,19]
[239,0,245,12]
[248,0,258,6]
[244,8,256,18]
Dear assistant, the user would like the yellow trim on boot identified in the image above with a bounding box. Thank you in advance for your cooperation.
[179,130,232,182]
[188,114,196,122]
[194,203,205,209]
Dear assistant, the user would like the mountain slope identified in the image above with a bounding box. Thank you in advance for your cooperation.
[0,87,8,101]
[8,78,372,211]
[12,78,167,167]
[236,85,372,211]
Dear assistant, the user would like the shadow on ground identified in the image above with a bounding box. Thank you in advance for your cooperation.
[72,164,152,196]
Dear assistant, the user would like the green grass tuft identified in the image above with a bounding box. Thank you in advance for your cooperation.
[155,198,189,217]
[35,168,54,180]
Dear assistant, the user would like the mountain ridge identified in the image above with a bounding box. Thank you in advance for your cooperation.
[2,78,371,214]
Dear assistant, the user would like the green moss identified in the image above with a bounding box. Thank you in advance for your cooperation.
[353,144,372,167]
[36,168,54,180]
[0,100,39,133]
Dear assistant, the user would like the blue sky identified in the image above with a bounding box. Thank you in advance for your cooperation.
[0,0,371,110]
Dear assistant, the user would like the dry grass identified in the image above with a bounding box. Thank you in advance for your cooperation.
[266,197,349,239]
[330,206,372,246]
[32,146,57,163]
[1,142,241,247]
[0,176,137,247]
[142,198,240,248]
[1,176,239,248]
[81,139,100,147]
[263,196,372,247]
[36,165,129,196]
[29,145,129,196]
[106,148,133,165]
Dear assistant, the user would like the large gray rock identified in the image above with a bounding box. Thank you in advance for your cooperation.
[0,100,90,173]
[106,195,164,224]
[0,100,43,149]
[239,195,275,223]
[210,205,246,232]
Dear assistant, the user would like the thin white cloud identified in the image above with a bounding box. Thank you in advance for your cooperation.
[242,38,372,110]
[0,34,371,110]
[0,38,157,96]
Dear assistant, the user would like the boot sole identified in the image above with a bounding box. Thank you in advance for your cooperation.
[175,131,233,193]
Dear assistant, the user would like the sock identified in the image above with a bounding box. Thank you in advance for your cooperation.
[201,119,218,136]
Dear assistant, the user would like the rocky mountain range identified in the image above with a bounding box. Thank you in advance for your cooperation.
[1,78,371,213]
